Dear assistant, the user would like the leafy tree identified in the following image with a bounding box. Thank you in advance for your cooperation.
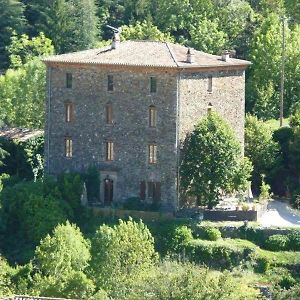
[7,32,54,68]
[35,221,90,276]
[26,0,99,53]
[120,20,174,42]
[190,18,227,54]
[0,0,26,69]
[0,58,46,128]
[90,218,158,296]
[245,115,279,193]
[0,255,13,297]
[181,113,251,208]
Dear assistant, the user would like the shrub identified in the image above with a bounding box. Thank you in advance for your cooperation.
[290,188,300,209]
[265,235,289,251]
[238,224,265,247]
[275,282,300,300]
[170,226,193,252]
[196,225,222,241]
[185,239,255,270]
[254,256,270,273]
[287,231,300,251]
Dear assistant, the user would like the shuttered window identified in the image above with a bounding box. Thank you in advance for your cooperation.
[108,75,114,91]
[66,73,72,88]
[208,75,212,92]
[147,182,161,202]
[140,181,146,200]
[148,144,157,164]
[106,104,113,124]
[65,102,74,122]
[106,141,114,161]
[150,77,157,93]
[65,137,73,157]
[149,105,157,127]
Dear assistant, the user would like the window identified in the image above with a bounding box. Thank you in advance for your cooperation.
[207,102,213,114]
[106,141,114,161]
[108,75,114,91]
[106,104,113,124]
[208,75,212,92]
[140,181,146,200]
[65,102,74,122]
[149,105,157,127]
[150,77,157,93]
[65,137,73,157]
[66,73,72,88]
[147,182,161,202]
[148,144,157,164]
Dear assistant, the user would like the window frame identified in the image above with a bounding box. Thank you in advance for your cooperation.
[148,144,157,164]
[149,105,157,128]
[150,76,157,93]
[66,73,72,88]
[106,141,114,161]
[106,103,113,125]
[65,102,74,123]
[65,137,73,158]
[207,75,213,93]
[107,75,114,91]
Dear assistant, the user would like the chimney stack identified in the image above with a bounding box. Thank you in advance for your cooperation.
[186,48,195,64]
[221,50,230,62]
[111,32,120,49]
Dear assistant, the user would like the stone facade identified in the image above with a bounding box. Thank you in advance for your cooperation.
[44,41,250,211]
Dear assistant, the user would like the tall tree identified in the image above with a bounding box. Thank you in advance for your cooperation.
[0,0,26,69]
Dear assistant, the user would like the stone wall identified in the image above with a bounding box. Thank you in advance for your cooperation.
[178,69,245,148]
[45,64,179,208]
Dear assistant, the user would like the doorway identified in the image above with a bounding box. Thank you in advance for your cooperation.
[104,178,113,205]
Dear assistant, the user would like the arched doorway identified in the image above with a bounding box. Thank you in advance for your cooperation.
[104,178,113,205]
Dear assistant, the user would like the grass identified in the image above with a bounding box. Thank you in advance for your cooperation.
[265,118,289,130]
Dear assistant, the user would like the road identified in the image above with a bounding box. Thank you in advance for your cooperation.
[259,200,300,227]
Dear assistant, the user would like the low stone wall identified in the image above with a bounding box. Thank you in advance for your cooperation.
[203,209,258,221]
[92,207,174,221]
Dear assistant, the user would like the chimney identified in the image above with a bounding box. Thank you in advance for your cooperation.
[221,50,230,62]
[186,48,194,64]
[111,32,120,49]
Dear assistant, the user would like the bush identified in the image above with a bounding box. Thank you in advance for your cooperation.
[290,188,300,209]
[265,235,289,251]
[238,224,265,247]
[196,225,222,241]
[254,256,270,273]
[287,231,300,251]
[185,239,255,270]
[275,282,300,300]
[170,226,193,252]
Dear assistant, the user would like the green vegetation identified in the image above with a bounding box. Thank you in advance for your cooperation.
[181,112,252,208]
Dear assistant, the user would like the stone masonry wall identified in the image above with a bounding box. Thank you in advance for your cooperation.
[45,64,178,208]
[179,69,245,148]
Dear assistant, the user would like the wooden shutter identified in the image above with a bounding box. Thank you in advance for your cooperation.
[140,181,146,200]
[154,182,161,202]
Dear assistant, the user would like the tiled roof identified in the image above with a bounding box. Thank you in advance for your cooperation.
[43,40,251,69]
[0,127,43,142]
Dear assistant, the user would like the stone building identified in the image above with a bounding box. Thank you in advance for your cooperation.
[43,39,250,211]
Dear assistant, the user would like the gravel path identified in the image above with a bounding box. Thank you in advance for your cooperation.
[259,200,300,227]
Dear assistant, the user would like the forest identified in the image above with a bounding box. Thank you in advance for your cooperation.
[1,0,300,299]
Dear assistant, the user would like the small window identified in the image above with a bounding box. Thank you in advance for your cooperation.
[149,105,157,127]
[208,75,212,92]
[148,144,157,164]
[65,102,74,122]
[106,104,113,124]
[65,137,73,157]
[150,77,157,93]
[207,102,213,114]
[106,141,114,161]
[108,75,114,91]
[140,181,146,200]
[66,73,72,88]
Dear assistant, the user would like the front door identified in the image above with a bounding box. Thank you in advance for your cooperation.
[104,178,113,205]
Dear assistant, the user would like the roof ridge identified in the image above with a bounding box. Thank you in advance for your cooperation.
[165,42,179,67]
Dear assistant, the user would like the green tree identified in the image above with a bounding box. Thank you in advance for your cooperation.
[120,20,174,42]
[0,256,13,297]
[245,115,279,193]
[0,58,46,128]
[181,113,251,209]
[90,218,158,296]
[7,32,54,68]
[0,0,26,69]
[27,0,99,53]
